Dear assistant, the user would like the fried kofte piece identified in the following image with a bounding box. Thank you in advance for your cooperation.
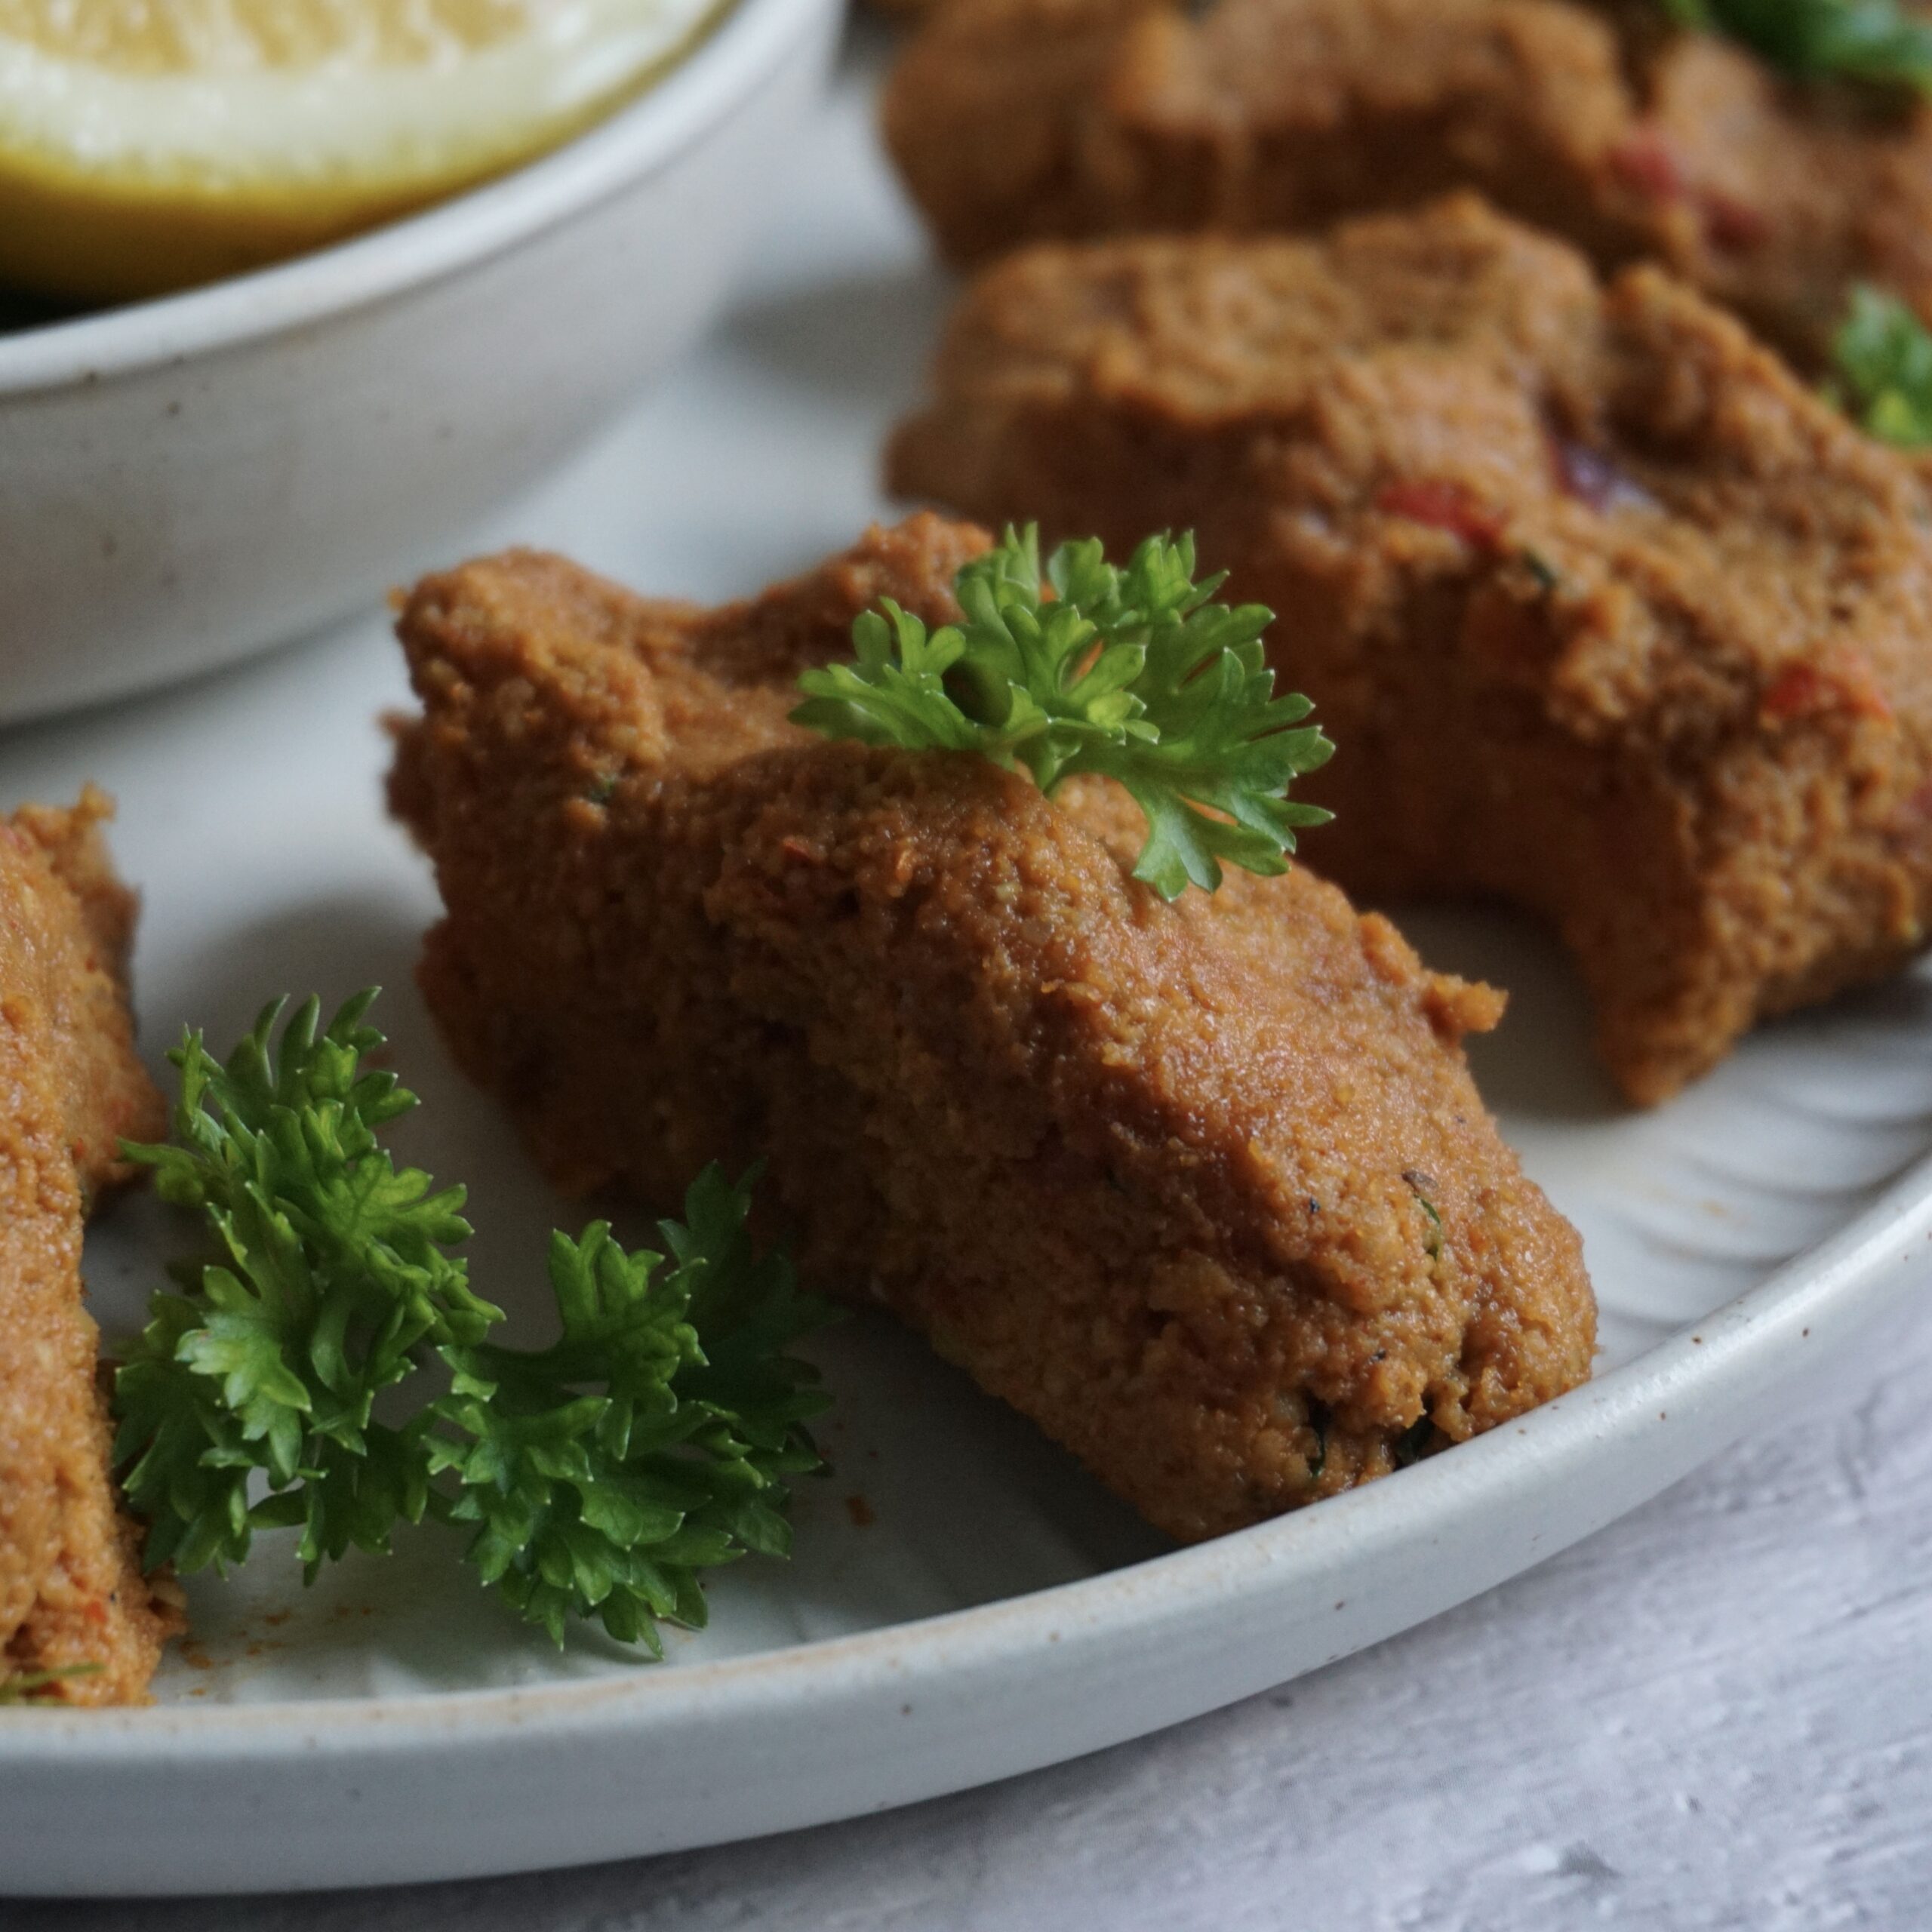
[882,0,1932,368]
[387,518,1595,1543]
[1,792,180,1705]
[887,197,1932,1104]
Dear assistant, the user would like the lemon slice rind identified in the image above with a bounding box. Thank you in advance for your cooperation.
[0,0,731,303]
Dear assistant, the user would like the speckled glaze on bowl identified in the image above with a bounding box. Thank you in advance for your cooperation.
[0,0,839,724]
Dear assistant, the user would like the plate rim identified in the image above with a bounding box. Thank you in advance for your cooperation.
[5,1134,1928,1896]
[8,1142,1928,1758]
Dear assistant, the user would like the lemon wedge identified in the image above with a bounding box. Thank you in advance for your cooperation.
[0,0,729,304]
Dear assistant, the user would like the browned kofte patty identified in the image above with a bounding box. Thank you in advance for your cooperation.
[888,196,1932,1105]
[883,0,1932,369]
[1,791,181,1706]
[387,516,1595,1544]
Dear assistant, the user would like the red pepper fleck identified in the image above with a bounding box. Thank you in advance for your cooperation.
[1763,658,1894,724]
[779,836,820,863]
[1697,187,1769,255]
[1609,127,1763,251]
[82,1598,110,1630]
[1376,479,1506,552]
[1763,664,1830,721]
[1607,131,1685,203]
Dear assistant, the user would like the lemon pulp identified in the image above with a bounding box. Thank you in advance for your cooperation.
[0,0,731,303]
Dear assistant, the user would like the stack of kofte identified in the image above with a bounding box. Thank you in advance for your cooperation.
[884,0,1932,368]
[388,0,1932,1548]
[882,0,1932,1103]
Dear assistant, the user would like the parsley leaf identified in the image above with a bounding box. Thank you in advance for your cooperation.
[1661,0,1932,90]
[428,1172,835,1653]
[113,993,835,1654]
[1830,285,1932,445]
[792,526,1334,899]
[113,993,484,1579]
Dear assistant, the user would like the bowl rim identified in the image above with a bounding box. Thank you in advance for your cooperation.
[0,0,821,398]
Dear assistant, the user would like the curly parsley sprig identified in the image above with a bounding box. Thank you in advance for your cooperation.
[112,994,835,1652]
[1830,285,1932,446]
[112,991,491,1578]
[429,1175,832,1652]
[1661,0,1932,90]
[792,526,1333,900]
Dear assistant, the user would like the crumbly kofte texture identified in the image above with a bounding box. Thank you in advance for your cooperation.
[388,518,1595,1543]
[887,197,1932,1104]
[0,791,179,1706]
[883,0,1932,368]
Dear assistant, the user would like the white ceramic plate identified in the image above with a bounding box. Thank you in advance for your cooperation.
[5,34,1932,1900]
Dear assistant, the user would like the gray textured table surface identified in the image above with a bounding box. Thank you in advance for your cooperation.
[9,23,1932,1929]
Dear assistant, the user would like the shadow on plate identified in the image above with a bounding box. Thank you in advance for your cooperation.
[718,263,956,415]
[152,891,427,1054]
[1375,901,1624,1124]
[143,890,588,1334]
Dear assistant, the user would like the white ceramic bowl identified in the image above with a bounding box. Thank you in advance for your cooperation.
[0,0,840,725]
